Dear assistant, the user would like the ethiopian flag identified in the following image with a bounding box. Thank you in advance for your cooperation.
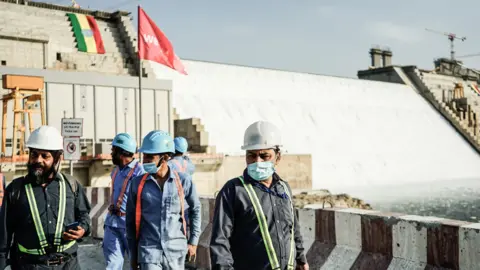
[67,13,105,54]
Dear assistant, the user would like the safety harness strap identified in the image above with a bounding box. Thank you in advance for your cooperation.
[111,163,138,211]
[135,172,187,241]
[23,174,71,255]
[18,240,75,255]
[135,173,150,240]
[238,176,296,270]
[54,174,67,246]
[172,159,186,173]
[25,184,49,254]
[172,170,187,236]
[238,176,280,269]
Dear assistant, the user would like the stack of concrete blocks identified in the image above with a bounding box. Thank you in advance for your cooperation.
[116,13,155,78]
[416,70,480,147]
[174,118,215,154]
[0,1,135,76]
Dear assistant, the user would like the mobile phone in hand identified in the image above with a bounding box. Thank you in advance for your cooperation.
[66,221,80,231]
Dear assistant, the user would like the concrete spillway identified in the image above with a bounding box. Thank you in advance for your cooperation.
[150,60,480,197]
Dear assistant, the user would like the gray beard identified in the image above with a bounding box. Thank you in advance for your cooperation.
[28,164,56,184]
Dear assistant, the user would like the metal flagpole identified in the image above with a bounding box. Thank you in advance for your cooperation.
[138,5,143,163]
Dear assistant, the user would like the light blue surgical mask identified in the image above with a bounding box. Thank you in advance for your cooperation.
[247,161,276,181]
[143,162,159,174]
[143,157,164,174]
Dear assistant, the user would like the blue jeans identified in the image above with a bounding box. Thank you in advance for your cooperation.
[103,225,129,270]
[139,254,185,270]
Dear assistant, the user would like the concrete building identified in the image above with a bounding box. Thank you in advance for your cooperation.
[0,0,312,194]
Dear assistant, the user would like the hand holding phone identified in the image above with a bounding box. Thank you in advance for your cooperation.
[66,221,80,231]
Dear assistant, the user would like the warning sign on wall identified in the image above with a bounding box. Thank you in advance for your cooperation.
[63,137,81,160]
[61,118,83,137]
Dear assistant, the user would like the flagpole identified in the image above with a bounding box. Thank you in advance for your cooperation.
[138,5,143,163]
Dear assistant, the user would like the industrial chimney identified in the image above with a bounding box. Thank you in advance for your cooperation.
[369,47,383,68]
[382,48,393,67]
[369,46,393,68]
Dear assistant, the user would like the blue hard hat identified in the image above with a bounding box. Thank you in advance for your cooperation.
[112,133,137,153]
[174,137,188,153]
[138,130,175,154]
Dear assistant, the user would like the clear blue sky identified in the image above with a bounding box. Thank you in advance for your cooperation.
[45,0,480,78]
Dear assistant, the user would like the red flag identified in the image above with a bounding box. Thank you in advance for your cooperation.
[138,6,187,75]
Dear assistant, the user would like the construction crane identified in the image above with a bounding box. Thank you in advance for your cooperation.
[457,52,480,59]
[425,28,467,61]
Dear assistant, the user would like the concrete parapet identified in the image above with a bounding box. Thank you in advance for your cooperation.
[82,196,480,269]
[85,186,111,239]
[189,199,480,269]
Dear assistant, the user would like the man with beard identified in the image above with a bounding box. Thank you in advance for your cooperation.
[126,130,201,270]
[103,133,144,270]
[0,125,91,270]
[210,121,309,270]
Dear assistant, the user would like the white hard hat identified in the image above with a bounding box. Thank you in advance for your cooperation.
[26,126,64,151]
[241,121,282,150]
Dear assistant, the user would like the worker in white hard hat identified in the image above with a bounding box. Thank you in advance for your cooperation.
[0,125,92,270]
[210,121,309,270]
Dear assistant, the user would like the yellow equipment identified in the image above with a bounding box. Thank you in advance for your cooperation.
[1,74,46,159]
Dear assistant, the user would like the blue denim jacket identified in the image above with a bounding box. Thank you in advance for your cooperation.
[126,165,201,263]
[105,160,145,228]
[168,156,195,176]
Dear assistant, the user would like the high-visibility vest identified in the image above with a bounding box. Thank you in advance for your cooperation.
[171,159,188,173]
[135,171,187,241]
[110,163,138,216]
[238,176,295,270]
[19,173,75,255]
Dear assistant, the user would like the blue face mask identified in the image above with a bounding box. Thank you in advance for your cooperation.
[143,162,159,174]
[143,157,164,174]
[247,161,276,181]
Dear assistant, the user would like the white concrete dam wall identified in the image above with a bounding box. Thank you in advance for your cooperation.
[149,60,480,196]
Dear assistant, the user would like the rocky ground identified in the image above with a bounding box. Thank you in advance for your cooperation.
[293,190,373,210]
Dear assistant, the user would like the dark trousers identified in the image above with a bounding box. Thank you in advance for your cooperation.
[12,254,80,270]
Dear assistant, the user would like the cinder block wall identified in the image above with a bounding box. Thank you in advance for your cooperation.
[174,118,214,154]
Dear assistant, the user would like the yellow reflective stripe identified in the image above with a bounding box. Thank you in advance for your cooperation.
[56,240,76,252]
[18,241,75,255]
[18,243,44,255]
[54,176,66,246]
[245,184,280,268]
[25,184,48,250]
[25,175,70,255]
[238,176,280,269]
[279,181,295,269]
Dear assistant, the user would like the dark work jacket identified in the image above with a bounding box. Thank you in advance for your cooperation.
[0,173,92,269]
[210,170,307,270]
